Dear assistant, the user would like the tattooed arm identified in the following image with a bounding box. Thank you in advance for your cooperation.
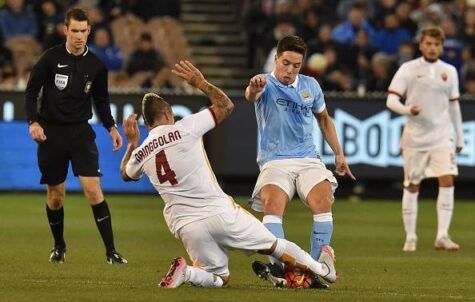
[172,60,234,124]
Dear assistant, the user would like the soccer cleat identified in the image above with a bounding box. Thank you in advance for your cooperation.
[318,245,337,283]
[252,261,286,288]
[403,239,417,252]
[435,236,460,251]
[309,275,330,290]
[158,257,188,288]
[49,247,66,263]
[106,251,128,264]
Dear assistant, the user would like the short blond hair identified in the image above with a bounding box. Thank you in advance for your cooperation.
[420,26,445,43]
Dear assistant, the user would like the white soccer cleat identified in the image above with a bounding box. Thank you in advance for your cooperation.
[403,239,417,252]
[318,245,337,283]
[435,236,460,251]
[158,257,188,288]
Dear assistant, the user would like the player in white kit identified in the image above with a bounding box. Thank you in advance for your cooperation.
[386,26,464,252]
[120,60,337,288]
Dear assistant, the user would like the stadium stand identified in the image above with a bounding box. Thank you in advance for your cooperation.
[1,0,475,94]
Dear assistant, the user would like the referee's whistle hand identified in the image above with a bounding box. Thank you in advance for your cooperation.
[29,122,47,143]
[109,127,123,151]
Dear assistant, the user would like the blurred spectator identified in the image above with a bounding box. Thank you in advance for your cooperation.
[461,8,475,49]
[126,32,166,87]
[322,47,354,91]
[336,0,375,21]
[372,0,398,29]
[303,53,327,81]
[340,29,377,79]
[460,47,475,93]
[412,3,445,28]
[332,4,375,45]
[298,6,321,42]
[366,52,393,91]
[0,41,14,84]
[394,41,415,68]
[88,27,123,71]
[373,14,411,55]
[395,1,418,36]
[441,18,464,71]
[38,0,63,49]
[87,6,108,39]
[43,21,65,50]
[0,0,38,41]
[307,24,338,56]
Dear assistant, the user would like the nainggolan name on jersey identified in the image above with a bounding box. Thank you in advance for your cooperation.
[134,131,182,163]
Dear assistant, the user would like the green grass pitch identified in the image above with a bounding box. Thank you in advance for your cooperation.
[0,193,474,301]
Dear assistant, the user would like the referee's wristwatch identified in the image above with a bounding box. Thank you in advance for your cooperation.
[27,120,37,126]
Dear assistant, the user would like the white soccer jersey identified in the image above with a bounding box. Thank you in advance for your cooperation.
[125,109,234,236]
[388,57,460,151]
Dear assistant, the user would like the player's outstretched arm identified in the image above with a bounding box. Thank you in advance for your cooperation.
[120,114,140,181]
[245,75,266,102]
[315,109,356,180]
[386,93,420,116]
[172,60,234,124]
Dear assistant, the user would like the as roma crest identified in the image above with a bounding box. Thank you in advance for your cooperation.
[441,72,448,82]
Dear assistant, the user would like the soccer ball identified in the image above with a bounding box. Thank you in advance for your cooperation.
[284,266,315,288]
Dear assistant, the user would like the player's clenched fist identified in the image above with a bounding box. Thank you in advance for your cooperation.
[248,75,267,93]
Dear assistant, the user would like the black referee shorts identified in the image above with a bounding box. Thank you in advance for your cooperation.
[37,122,102,185]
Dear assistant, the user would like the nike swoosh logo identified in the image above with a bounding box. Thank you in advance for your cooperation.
[57,64,68,68]
[97,215,109,222]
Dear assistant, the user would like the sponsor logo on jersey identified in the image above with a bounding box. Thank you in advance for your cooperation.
[276,98,312,117]
[54,74,68,90]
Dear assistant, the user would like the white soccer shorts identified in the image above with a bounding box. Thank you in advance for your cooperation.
[177,205,276,277]
[403,147,458,187]
[249,158,338,212]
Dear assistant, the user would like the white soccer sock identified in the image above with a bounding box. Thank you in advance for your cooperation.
[185,266,224,288]
[436,187,454,239]
[402,189,418,241]
[271,238,327,277]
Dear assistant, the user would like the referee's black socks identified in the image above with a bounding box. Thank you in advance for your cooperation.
[46,204,66,249]
[91,200,116,253]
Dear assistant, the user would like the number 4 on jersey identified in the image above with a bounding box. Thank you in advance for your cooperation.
[155,150,178,185]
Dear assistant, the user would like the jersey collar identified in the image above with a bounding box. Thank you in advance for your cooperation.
[270,71,299,88]
[65,44,89,56]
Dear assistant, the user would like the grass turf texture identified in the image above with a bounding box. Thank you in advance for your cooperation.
[0,194,474,301]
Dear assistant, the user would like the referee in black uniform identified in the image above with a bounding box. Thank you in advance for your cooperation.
[25,8,127,264]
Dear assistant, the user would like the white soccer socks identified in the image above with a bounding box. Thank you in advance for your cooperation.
[186,266,224,287]
[271,238,328,278]
[436,186,454,240]
[402,189,418,242]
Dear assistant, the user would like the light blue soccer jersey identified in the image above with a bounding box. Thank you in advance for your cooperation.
[255,73,326,167]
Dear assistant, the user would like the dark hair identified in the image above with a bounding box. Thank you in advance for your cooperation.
[276,35,307,58]
[142,93,171,126]
[65,7,89,27]
[420,26,445,43]
[140,32,153,42]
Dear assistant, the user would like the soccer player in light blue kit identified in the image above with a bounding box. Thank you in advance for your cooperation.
[246,36,355,287]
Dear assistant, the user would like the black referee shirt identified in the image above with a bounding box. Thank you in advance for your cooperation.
[25,43,115,129]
